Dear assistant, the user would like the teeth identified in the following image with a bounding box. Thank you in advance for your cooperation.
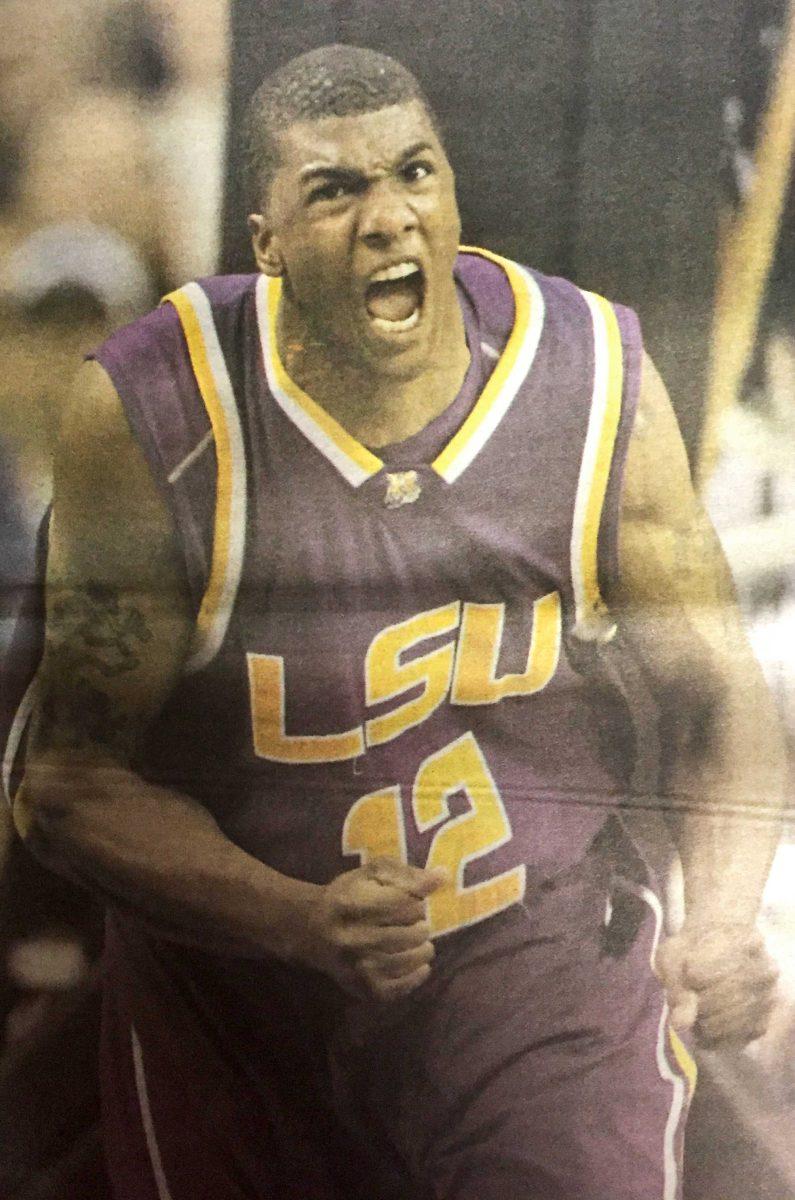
[371,309,420,332]
[369,261,420,283]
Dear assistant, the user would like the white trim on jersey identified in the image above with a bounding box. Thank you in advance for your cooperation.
[131,1024,175,1200]
[255,274,382,488]
[2,673,39,808]
[254,251,546,490]
[570,289,623,642]
[617,880,696,1200]
[163,282,248,674]
[432,258,545,484]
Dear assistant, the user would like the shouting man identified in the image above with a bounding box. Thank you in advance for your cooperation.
[10,44,784,1200]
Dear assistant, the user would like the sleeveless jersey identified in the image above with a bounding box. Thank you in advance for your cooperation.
[3,247,642,942]
[91,247,643,940]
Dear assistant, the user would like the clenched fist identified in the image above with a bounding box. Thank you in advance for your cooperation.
[656,922,779,1049]
[302,857,446,1001]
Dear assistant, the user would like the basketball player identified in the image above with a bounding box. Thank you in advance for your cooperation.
[9,45,784,1200]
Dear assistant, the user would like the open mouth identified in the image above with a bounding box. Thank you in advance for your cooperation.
[364,262,425,332]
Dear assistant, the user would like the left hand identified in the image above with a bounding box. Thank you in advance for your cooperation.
[655,922,779,1049]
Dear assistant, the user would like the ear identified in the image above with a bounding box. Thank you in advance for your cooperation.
[248,214,284,277]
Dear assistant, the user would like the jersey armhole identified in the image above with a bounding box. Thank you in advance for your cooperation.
[597,304,643,608]
[161,284,248,674]
[567,295,643,643]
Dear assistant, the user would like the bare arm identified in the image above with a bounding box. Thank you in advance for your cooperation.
[16,360,440,998]
[612,353,786,1042]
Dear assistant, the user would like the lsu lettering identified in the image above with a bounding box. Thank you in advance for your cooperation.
[247,654,365,763]
[248,596,560,937]
[365,602,461,747]
[247,593,561,764]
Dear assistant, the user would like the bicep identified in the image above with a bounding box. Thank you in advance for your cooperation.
[612,353,753,700]
[30,359,193,764]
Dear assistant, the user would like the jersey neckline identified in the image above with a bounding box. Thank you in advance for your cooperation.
[254,246,546,488]
[365,284,486,470]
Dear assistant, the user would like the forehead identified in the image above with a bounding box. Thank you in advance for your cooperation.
[272,101,442,177]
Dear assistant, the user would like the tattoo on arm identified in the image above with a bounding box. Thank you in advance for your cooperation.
[36,584,154,756]
[49,584,153,676]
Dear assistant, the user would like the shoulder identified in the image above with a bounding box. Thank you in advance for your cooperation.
[57,360,167,524]
[50,361,189,617]
[455,247,642,359]
[86,273,258,488]
[94,273,258,376]
[621,351,694,531]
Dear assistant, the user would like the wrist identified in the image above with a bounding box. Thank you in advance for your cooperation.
[270,875,325,968]
[682,895,762,935]
[677,913,764,960]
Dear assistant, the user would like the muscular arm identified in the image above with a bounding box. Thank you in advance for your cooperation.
[16,360,439,997]
[612,353,786,1042]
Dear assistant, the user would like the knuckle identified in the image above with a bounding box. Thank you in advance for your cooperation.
[328,892,351,920]
[401,926,431,951]
[395,899,424,924]
[331,923,356,951]
[367,856,400,881]
[356,957,379,988]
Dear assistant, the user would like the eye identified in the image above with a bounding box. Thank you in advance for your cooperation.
[401,160,434,184]
[307,180,354,205]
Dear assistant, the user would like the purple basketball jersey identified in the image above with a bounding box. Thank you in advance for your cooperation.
[95,247,642,937]
[4,251,699,1200]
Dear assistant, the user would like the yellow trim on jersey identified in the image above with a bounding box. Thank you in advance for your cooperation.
[163,284,247,672]
[433,246,545,483]
[570,290,624,642]
[668,1026,698,1098]
[256,275,383,487]
[254,249,545,487]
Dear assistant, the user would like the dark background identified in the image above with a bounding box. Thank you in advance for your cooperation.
[221,0,746,458]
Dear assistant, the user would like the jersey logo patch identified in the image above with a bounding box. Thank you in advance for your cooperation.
[384,471,421,508]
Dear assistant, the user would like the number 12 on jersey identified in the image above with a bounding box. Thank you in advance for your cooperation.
[342,732,526,937]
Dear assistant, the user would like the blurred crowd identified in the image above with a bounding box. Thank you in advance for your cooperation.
[0,0,228,524]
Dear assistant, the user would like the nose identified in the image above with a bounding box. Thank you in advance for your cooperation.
[358,179,418,247]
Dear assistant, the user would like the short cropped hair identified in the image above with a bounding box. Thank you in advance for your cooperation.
[243,44,441,209]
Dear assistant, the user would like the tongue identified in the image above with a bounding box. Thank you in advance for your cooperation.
[365,280,419,322]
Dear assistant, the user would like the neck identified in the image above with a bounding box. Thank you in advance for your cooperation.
[276,289,470,448]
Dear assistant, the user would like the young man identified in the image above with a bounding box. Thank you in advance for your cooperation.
[10,44,784,1200]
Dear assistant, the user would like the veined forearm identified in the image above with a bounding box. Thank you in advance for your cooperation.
[15,757,318,961]
[661,673,787,927]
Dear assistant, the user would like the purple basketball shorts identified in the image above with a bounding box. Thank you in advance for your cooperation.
[100,845,694,1200]
[328,847,695,1200]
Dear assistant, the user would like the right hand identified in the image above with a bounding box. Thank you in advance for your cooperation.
[303,857,446,1001]
[655,921,778,1048]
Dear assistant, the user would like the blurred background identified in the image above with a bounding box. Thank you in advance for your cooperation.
[0,1,794,1196]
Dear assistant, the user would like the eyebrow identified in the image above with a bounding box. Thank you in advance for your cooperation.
[299,164,361,187]
[298,142,436,186]
[395,141,435,166]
